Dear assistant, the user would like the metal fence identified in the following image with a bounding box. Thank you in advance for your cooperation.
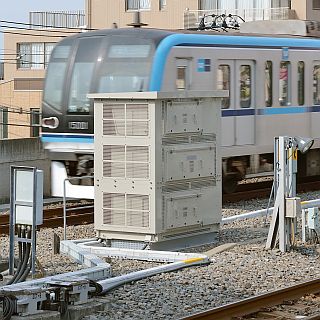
[29,11,86,29]
[183,7,296,30]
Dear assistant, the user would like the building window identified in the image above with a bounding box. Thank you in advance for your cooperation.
[313,0,320,9]
[279,61,290,106]
[240,65,251,108]
[313,65,320,105]
[30,108,40,137]
[0,108,8,139]
[0,62,3,80]
[126,0,151,10]
[217,65,230,109]
[297,61,305,106]
[159,0,166,10]
[17,42,55,70]
[265,61,272,107]
[176,67,187,90]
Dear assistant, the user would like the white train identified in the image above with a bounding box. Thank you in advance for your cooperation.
[41,20,320,196]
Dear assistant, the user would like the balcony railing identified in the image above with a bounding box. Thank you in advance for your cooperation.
[184,7,296,30]
[29,11,85,29]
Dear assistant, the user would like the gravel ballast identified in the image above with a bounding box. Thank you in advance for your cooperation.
[1,191,320,319]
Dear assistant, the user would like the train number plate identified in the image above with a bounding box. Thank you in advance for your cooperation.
[68,122,89,130]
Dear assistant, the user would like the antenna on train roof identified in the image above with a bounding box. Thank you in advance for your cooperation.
[127,11,148,28]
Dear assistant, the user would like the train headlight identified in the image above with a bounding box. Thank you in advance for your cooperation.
[293,136,314,154]
[42,117,59,129]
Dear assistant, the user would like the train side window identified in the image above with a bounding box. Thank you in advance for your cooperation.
[217,65,230,109]
[265,61,272,107]
[279,61,290,106]
[298,61,305,106]
[313,65,320,105]
[240,65,251,108]
[176,66,186,90]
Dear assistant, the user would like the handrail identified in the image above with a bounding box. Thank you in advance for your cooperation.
[63,175,93,240]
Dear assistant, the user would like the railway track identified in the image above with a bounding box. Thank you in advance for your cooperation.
[0,177,319,234]
[0,203,94,234]
[182,278,320,320]
[223,178,320,203]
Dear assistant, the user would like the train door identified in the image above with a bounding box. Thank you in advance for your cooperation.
[218,60,255,146]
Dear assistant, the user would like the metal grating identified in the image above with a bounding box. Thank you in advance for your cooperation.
[126,104,148,120]
[163,133,216,145]
[127,212,149,227]
[126,146,149,162]
[103,145,125,161]
[126,121,149,136]
[162,177,216,193]
[103,145,149,179]
[103,209,125,225]
[103,103,149,137]
[103,104,125,119]
[103,193,150,228]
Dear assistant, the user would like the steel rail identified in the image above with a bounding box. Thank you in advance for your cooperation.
[0,204,94,234]
[182,278,320,320]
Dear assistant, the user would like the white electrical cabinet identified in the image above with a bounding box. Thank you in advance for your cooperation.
[91,91,225,250]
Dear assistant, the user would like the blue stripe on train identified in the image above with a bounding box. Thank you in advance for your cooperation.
[41,134,94,143]
[149,33,320,91]
[41,105,320,143]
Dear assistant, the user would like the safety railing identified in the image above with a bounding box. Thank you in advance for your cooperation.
[63,176,94,240]
[29,11,85,29]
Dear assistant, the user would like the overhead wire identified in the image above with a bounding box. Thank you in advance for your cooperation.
[0,18,97,31]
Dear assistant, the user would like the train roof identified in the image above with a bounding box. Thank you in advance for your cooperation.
[57,20,320,47]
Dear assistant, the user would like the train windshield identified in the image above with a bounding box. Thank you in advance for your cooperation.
[68,37,103,114]
[97,39,153,93]
[43,33,155,114]
[43,44,71,111]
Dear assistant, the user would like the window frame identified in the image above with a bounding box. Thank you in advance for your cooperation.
[126,0,151,11]
[30,108,40,137]
[17,42,55,70]
[265,61,273,107]
[279,61,291,106]
[297,61,305,106]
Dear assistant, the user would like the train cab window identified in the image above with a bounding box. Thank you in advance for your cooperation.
[279,61,290,106]
[43,43,71,111]
[176,66,186,90]
[240,65,251,108]
[298,61,305,106]
[313,65,320,105]
[265,61,272,107]
[68,37,103,114]
[217,65,230,109]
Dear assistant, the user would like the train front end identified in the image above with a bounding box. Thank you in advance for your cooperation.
[41,28,169,197]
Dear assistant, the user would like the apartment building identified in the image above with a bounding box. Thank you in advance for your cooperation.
[0,12,84,139]
[1,1,319,139]
[85,0,320,29]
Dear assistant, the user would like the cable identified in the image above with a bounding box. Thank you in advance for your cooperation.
[13,226,32,284]
[0,24,88,35]
[88,280,103,296]
[0,18,96,31]
[6,225,24,285]
[0,29,68,38]
[1,296,15,320]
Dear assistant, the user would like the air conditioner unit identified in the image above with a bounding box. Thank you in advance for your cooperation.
[91,91,225,250]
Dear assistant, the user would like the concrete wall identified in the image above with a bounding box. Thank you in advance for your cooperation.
[291,0,320,20]
[0,138,50,203]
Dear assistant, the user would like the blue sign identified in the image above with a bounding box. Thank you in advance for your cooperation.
[197,58,211,72]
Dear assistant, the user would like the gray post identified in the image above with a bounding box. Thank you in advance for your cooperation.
[63,178,67,240]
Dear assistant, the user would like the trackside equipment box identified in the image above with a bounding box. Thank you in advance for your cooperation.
[89,91,225,250]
